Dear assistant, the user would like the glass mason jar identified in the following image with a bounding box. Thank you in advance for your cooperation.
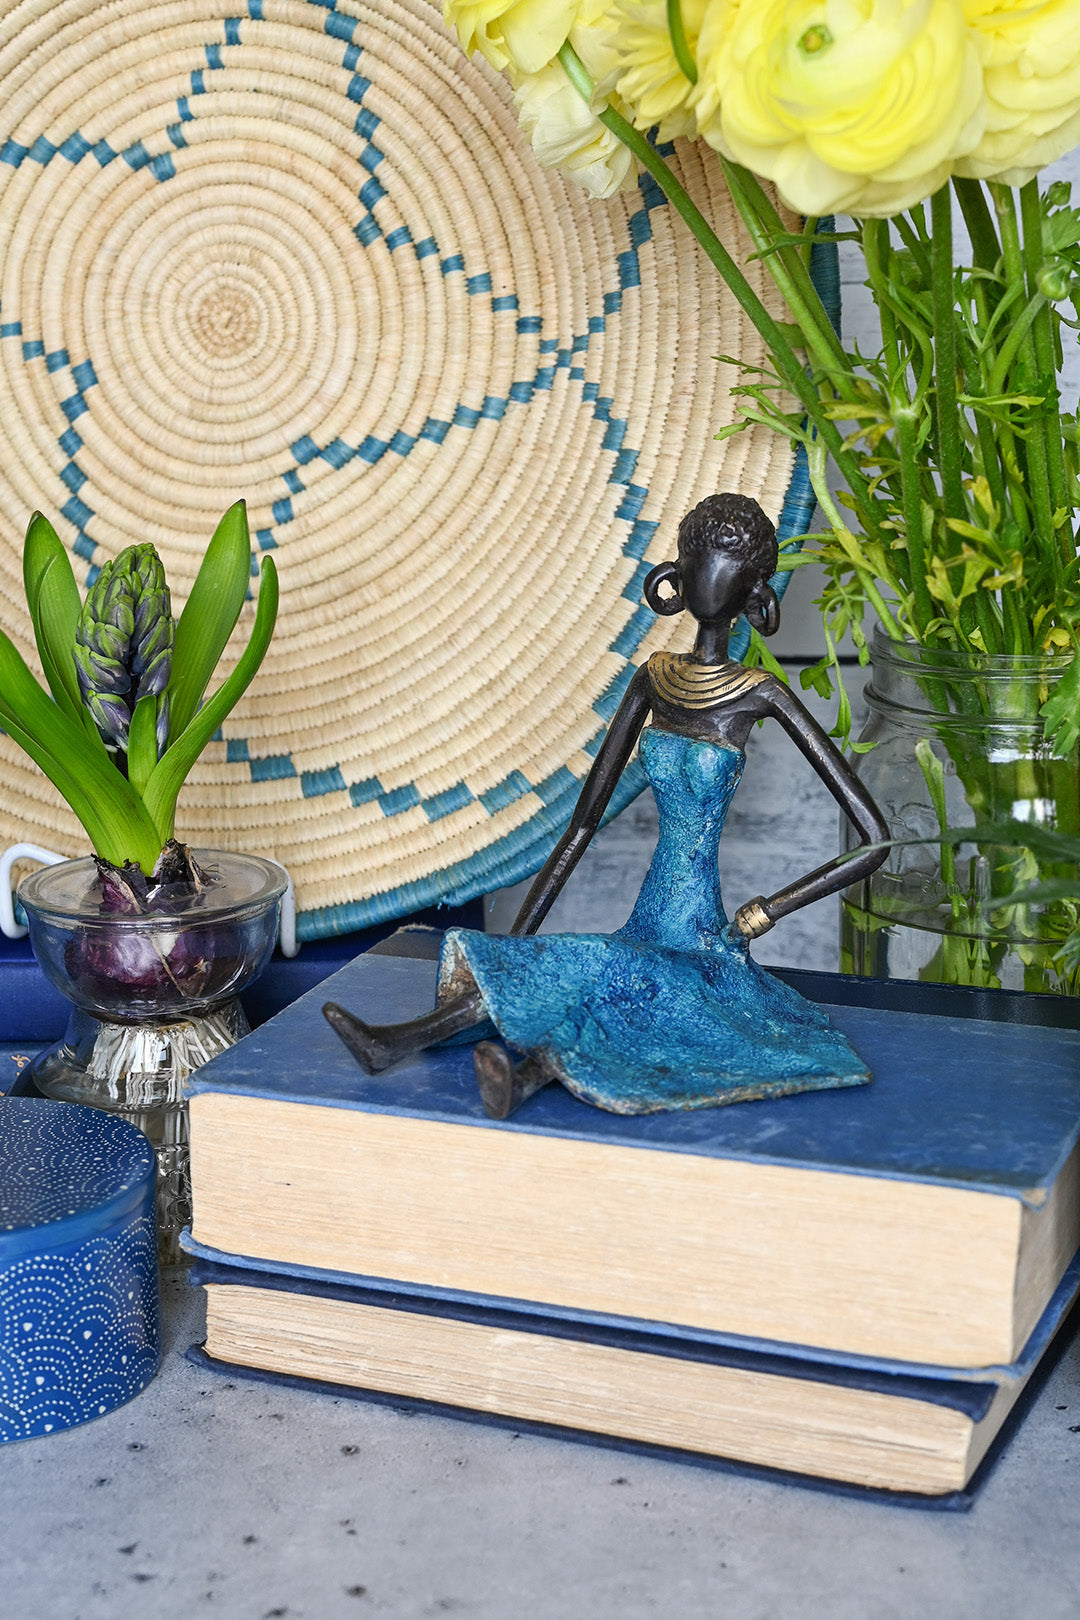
[842,633,1080,994]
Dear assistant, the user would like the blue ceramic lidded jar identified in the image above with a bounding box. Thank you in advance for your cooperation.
[0,1098,160,1441]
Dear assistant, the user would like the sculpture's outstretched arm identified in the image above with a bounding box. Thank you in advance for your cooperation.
[732,680,889,939]
[510,666,653,937]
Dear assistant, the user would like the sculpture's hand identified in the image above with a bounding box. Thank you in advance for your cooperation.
[732,897,775,940]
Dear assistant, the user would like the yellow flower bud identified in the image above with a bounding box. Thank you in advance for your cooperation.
[514,59,638,196]
[956,0,1080,184]
[606,0,711,140]
[697,0,986,217]
[444,0,579,76]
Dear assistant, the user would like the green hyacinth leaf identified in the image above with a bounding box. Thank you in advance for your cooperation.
[167,500,251,741]
[0,628,161,869]
[22,513,87,729]
[127,691,162,797]
[144,554,278,842]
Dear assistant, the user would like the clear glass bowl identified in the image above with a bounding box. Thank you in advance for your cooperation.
[19,849,286,1021]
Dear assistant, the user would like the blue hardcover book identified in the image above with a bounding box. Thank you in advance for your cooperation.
[186,951,1080,1371]
[188,1250,1080,1506]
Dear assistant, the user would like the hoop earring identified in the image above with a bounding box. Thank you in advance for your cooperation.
[643,561,684,616]
[745,584,780,637]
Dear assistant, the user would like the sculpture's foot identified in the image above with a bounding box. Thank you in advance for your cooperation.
[474,1041,556,1120]
[323,988,487,1075]
[323,1003,400,1073]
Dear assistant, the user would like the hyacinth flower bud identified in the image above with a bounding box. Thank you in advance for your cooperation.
[74,544,175,756]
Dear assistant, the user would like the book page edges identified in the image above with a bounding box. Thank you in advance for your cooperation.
[190,1092,1025,1366]
[1012,1133,1080,1355]
[202,1283,976,1495]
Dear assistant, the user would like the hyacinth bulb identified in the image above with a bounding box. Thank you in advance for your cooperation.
[62,844,238,1009]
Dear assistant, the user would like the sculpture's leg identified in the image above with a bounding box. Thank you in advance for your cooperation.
[473,1041,558,1120]
[323,989,486,1074]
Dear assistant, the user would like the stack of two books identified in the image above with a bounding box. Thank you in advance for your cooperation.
[184,948,1080,1506]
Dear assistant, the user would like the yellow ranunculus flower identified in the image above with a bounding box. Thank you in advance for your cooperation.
[606,0,711,140]
[444,0,578,75]
[513,58,638,196]
[688,0,743,142]
[569,0,625,83]
[696,0,986,217]
[957,1,1080,183]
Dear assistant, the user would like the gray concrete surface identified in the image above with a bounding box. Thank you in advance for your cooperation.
[4,1270,1080,1620]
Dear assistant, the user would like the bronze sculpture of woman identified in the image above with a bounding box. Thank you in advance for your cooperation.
[325,493,889,1118]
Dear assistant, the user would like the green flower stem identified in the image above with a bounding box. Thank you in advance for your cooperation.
[862,219,934,632]
[961,243,1023,575]
[1020,178,1073,569]
[1002,579,1034,654]
[892,212,932,282]
[859,219,935,395]
[916,738,965,929]
[806,442,904,640]
[930,186,966,545]
[556,43,868,504]
[986,292,1049,395]
[952,178,1000,274]
[991,182,1056,595]
[719,159,852,387]
[798,216,817,274]
[665,0,697,84]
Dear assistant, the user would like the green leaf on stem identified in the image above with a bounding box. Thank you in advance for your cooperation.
[1039,648,1080,757]
[994,878,1080,909]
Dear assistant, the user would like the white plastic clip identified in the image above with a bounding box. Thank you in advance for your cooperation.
[0,843,68,939]
[272,861,299,958]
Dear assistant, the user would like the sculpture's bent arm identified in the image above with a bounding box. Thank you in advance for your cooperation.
[733,680,890,938]
[510,667,653,937]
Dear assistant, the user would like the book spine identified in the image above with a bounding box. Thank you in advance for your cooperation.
[1,959,69,1041]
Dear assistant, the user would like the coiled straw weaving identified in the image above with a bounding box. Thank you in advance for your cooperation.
[0,0,818,940]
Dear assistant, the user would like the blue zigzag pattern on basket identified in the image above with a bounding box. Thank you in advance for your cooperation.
[292,441,820,942]
[0,2,839,939]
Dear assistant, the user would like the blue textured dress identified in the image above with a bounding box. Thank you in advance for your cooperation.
[437,727,869,1114]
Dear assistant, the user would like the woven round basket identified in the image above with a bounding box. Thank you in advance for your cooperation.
[0,0,827,940]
